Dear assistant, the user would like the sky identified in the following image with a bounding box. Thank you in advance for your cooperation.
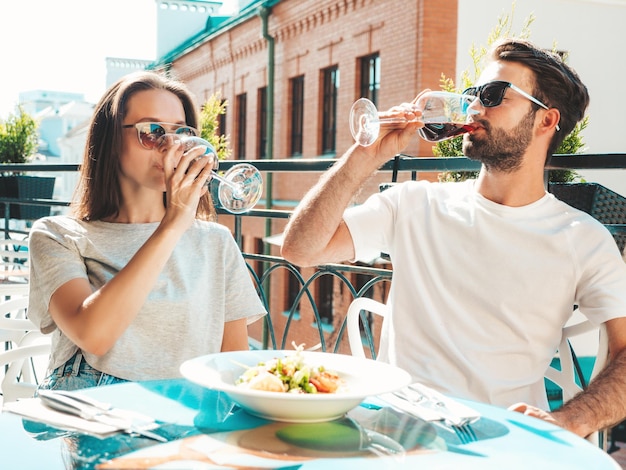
[0,0,236,118]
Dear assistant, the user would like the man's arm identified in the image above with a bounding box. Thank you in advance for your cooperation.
[281,107,422,267]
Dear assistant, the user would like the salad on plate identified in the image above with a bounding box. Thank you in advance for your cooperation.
[235,344,344,394]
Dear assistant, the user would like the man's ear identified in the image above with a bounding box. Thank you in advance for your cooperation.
[541,108,561,132]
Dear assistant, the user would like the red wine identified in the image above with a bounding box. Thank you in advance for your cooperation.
[418,122,473,142]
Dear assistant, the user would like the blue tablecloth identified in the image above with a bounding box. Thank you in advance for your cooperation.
[0,378,619,469]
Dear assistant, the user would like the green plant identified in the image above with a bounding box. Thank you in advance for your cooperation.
[0,106,39,169]
[199,92,231,161]
[435,2,586,184]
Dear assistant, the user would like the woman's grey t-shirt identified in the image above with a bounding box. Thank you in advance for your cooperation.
[28,216,266,381]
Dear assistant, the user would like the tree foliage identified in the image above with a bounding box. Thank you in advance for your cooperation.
[0,106,39,165]
[199,92,231,161]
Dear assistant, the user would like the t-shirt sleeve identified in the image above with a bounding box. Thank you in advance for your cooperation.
[343,185,400,263]
[575,222,626,325]
[28,218,89,333]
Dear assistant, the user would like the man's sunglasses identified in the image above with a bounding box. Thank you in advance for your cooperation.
[122,122,198,150]
[462,81,559,131]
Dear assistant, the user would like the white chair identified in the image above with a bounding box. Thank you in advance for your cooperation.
[544,319,609,449]
[346,297,388,359]
[345,297,609,448]
[1,296,31,347]
[0,283,29,301]
[0,296,51,403]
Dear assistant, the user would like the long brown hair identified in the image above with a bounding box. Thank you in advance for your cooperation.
[72,71,215,221]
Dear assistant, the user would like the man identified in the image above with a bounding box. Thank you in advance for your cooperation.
[281,38,626,439]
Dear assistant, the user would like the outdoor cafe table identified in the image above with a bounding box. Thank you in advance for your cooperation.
[0,378,619,469]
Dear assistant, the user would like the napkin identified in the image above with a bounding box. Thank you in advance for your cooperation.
[3,397,157,437]
[379,383,481,424]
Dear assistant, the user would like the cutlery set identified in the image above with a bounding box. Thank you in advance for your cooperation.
[37,389,167,442]
[382,383,481,443]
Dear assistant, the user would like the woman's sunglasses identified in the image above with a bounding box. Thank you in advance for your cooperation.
[122,122,198,150]
[462,81,559,131]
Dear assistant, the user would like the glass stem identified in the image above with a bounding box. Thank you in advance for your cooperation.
[211,171,244,198]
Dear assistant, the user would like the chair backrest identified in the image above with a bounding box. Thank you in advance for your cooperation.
[0,336,51,403]
[544,321,608,402]
[346,297,388,359]
[0,296,51,403]
[544,318,608,449]
[0,283,29,300]
[0,296,33,346]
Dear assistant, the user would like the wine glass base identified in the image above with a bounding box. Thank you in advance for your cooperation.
[350,98,379,146]
[217,164,263,214]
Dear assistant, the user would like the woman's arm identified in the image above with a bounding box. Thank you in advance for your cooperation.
[221,318,250,351]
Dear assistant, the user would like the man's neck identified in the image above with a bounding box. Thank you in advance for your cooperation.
[475,165,547,207]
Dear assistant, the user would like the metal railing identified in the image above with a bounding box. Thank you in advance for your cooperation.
[2,153,626,354]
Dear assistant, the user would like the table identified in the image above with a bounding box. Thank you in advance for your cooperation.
[0,379,619,469]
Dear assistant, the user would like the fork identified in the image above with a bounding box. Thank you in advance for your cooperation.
[450,421,477,444]
[391,387,478,443]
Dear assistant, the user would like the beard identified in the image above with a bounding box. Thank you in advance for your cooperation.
[462,110,536,173]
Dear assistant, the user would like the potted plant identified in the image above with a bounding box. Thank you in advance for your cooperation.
[0,106,55,220]
[199,92,231,209]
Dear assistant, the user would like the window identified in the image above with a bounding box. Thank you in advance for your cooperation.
[235,93,247,160]
[290,75,304,156]
[359,53,380,105]
[321,66,339,154]
[218,99,227,137]
[257,87,267,159]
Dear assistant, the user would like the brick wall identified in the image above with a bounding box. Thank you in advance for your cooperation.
[165,0,458,348]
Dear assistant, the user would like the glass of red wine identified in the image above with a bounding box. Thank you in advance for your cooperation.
[349,91,479,146]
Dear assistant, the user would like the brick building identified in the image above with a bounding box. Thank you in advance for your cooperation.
[150,0,458,350]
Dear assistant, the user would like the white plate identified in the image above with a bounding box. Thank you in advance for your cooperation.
[180,350,411,423]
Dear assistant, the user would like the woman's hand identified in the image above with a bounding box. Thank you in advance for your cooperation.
[161,136,214,228]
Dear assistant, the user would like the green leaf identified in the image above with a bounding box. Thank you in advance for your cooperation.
[0,105,39,166]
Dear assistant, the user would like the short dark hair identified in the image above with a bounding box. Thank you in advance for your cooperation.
[491,38,590,157]
[72,71,215,221]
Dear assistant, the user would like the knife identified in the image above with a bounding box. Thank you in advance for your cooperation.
[38,390,167,442]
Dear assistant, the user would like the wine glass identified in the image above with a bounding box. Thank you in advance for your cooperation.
[173,136,263,214]
[349,91,479,146]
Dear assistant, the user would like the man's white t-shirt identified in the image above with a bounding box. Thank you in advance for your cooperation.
[344,180,626,408]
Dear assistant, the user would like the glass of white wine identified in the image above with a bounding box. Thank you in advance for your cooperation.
[174,136,263,214]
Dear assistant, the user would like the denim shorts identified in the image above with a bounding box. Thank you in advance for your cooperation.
[38,351,129,392]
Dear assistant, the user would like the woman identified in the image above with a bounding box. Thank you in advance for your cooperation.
[28,71,266,390]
